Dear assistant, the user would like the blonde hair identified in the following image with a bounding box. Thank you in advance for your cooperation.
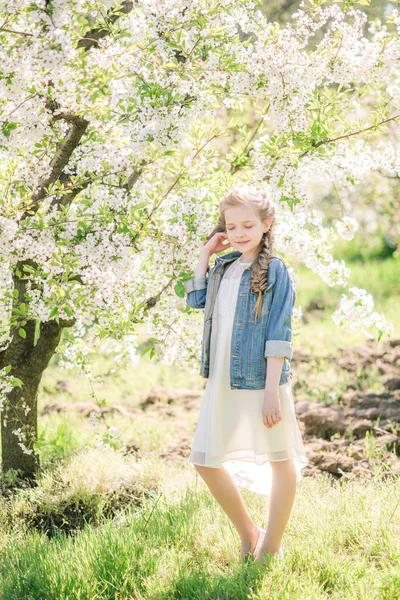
[203,184,278,321]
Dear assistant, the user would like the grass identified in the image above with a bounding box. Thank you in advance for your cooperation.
[0,253,399,598]
[0,471,399,599]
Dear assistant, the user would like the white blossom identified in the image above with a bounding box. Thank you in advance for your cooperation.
[335,216,360,241]
[0,1,398,458]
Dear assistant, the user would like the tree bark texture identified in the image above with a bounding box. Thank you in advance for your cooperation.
[1,317,64,479]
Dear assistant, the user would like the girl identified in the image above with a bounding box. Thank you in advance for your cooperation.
[183,185,308,564]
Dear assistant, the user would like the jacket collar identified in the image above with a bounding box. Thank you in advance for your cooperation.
[215,250,250,267]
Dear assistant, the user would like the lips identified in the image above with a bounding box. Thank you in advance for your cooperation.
[237,241,249,244]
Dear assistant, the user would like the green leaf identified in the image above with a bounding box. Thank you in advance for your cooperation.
[174,281,185,298]
[132,201,148,210]
[141,344,154,356]
[18,328,26,339]
[33,319,41,347]
[1,120,19,137]
[11,377,24,388]
[49,306,59,318]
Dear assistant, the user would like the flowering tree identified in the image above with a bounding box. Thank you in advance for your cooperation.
[1,0,399,479]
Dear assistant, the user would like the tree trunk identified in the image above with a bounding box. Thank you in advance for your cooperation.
[0,1,135,481]
[1,318,64,480]
[0,263,76,481]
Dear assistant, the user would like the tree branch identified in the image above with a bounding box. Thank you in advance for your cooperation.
[76,1,134,50]
[0,27,33,37]
[22,1,136,218]
[299,113,400,159]
[25,111,89,216]
[231,115,266,175]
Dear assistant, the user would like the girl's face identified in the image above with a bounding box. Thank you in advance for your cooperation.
[224,205,271,259]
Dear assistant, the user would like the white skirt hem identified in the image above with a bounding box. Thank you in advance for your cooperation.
[188,454,308,496]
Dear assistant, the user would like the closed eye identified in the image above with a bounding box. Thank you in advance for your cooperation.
[228,226,253,230]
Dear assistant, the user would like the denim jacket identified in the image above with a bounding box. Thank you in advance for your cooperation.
[183,250,296,390]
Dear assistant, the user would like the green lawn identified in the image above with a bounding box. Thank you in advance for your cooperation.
[1,468,399,599]
[0,255,399,599]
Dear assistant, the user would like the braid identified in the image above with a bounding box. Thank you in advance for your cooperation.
[251,220,278,321]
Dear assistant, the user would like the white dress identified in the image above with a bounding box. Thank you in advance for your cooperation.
[188,256,308,496]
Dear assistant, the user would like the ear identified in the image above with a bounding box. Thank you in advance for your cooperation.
[263,218,272,231]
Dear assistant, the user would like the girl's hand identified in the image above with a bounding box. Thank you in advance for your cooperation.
[203,232,232,255]
[262,390,282,428]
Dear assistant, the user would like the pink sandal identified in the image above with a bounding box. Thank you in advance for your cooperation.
[241,527,265,560]
[253,528,285,562]
[253,527,266,558]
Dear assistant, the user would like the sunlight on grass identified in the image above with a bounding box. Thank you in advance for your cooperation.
[1,255,399,598]
[0,471,399,599]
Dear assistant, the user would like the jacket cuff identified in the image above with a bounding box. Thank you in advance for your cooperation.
[183,274,207,294]
[264,340,293,360]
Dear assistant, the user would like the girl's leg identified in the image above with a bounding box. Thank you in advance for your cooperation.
[254,457,297,562]
[194,464,259,555]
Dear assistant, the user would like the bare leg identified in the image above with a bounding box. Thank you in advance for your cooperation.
[254,457,297,563]
[194,464,259,556]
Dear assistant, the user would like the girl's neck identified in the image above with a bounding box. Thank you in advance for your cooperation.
[239,252,257,264]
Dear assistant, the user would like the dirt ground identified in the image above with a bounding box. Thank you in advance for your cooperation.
[136,338,400,483]
[43,338,400,485]
[292,338,400,482]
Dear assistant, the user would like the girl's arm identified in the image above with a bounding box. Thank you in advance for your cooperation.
[263,357,284,428]
[265,356,285,393]
[183,232,230,309]
[183,247,212,309]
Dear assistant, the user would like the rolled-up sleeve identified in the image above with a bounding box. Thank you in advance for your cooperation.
[183,274,208,309]
[264,261,295,360]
